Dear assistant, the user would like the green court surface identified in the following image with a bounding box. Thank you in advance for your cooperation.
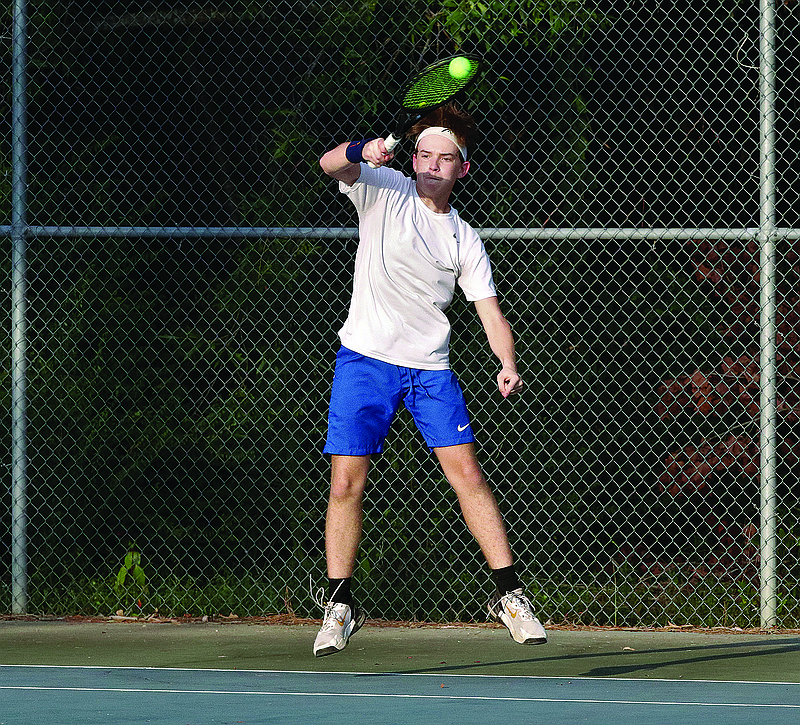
[1,620,798,723]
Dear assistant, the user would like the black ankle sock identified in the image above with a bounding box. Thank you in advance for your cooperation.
[490,565,521,595]
[328,577,352,605]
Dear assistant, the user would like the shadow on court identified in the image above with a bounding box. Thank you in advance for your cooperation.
[392,634,800,680]
[1,620,799,682]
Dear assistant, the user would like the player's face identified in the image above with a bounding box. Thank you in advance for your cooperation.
[412,135,470,191]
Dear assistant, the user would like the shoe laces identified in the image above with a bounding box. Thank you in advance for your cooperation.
[499,589,537,621]
[319,602,349,632]
[311,576,327,610]
[310,574,344,609]
[310,574,348,631]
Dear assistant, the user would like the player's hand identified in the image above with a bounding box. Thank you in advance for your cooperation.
[498,367,523,398]
[362,138,394,167]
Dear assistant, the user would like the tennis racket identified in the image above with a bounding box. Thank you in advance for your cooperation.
[369,54,482,167]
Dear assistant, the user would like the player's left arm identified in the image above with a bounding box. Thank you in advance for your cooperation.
[473,296,523,398]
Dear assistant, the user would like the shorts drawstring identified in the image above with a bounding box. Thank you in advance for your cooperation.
[402,368,434,406]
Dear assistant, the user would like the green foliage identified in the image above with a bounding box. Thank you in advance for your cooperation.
[2,567,796,628]
[115,548,148,609]
[438,0,607,49]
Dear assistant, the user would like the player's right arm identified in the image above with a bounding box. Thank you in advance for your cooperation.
[320,140,394,184]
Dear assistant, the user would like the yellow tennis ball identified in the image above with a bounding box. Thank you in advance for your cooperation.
[448,56,472,80]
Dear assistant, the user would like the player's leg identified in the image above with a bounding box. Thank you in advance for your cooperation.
[314,455,370,657]
[316,348,401,656]
[322,346,399,584]
[401,370,515,570]
[435,443,547,645]
[326,454,371,579]
[433,442,513,569]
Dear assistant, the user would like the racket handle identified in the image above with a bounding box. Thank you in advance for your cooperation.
[367,134,400,168]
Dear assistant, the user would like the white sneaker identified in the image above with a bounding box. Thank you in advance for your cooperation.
[313,601,367,657]
[488,588,547,645]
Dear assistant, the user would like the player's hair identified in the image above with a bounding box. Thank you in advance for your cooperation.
[407,102,479,157]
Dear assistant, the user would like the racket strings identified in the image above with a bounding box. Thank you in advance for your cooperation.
[401,63,480,110]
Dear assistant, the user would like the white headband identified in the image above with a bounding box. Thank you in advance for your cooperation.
[415,126,467,161]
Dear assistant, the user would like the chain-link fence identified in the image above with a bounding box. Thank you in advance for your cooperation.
[3,1,800,629]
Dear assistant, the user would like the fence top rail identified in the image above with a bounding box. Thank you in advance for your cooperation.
[1,226,797,241]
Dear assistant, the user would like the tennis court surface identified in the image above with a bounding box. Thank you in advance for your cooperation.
[1,619,798,723]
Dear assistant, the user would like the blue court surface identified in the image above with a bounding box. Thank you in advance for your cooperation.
[2,664,800,724]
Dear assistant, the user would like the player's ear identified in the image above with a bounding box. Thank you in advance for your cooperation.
[458,159,470,178]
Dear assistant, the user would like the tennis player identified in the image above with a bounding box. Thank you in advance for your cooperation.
[314,105,546,656]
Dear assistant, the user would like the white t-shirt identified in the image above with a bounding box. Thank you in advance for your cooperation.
[337,164,496,370]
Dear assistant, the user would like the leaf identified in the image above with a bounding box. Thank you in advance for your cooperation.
[116,566,128,588]
[124,550,141,570]
[132,565,147,589]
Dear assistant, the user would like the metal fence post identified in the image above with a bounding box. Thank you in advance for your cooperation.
[10,0,29,615]
[758,0,779,630]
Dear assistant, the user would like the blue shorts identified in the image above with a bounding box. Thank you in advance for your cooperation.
[323,347,475,455]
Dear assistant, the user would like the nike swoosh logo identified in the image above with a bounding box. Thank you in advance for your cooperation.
[457,423,470,432]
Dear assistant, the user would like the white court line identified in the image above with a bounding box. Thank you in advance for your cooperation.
[0,685,799,709]
[0,664,799,687]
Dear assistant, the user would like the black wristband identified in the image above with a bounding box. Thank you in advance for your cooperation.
[345,138,377,164]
